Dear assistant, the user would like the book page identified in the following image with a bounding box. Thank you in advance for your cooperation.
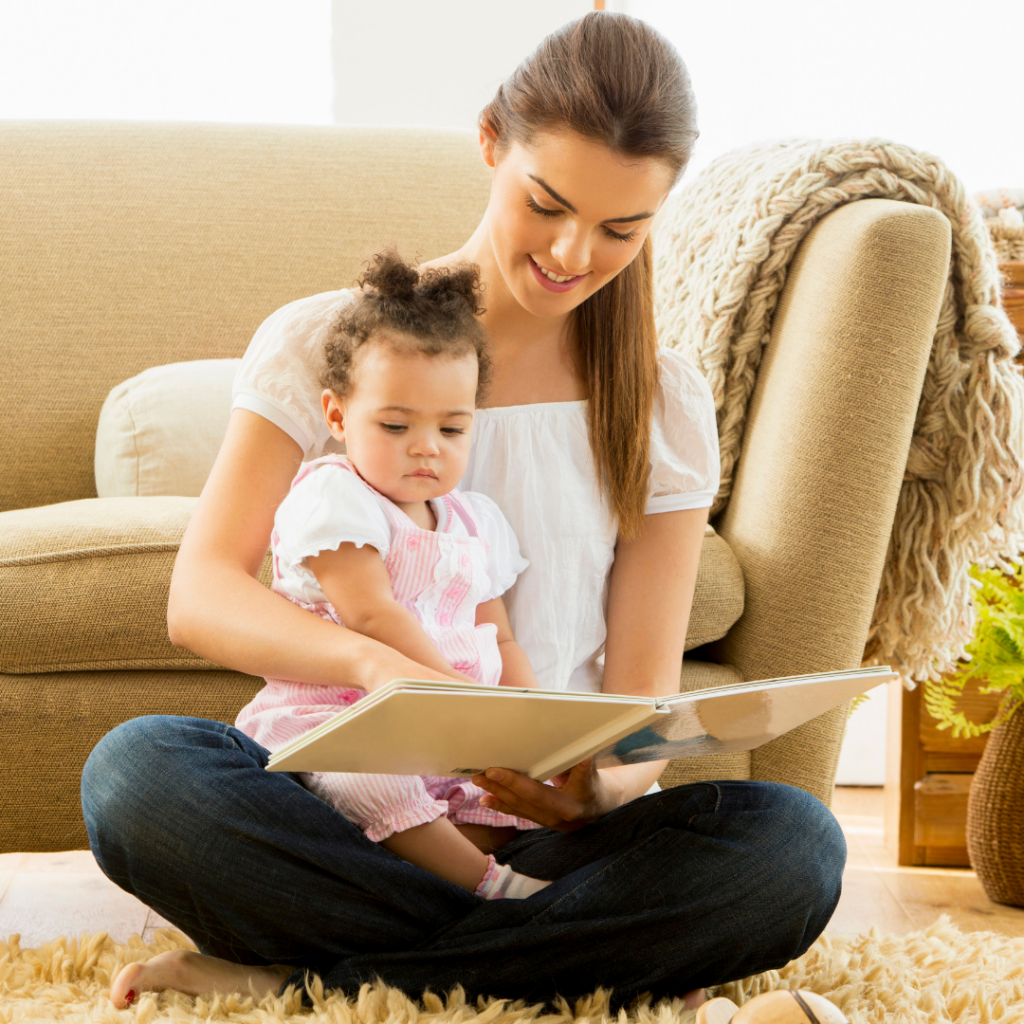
[592,667,896,767]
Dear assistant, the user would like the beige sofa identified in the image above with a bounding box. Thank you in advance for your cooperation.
[0,122,951,853]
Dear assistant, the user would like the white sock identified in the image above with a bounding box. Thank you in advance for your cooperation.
[500,866,553,899]
[475,855,552,900]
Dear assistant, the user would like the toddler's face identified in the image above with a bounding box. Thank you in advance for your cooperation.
[323,341,478,505]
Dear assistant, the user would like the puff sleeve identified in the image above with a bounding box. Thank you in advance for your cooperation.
[462,491,529,601]
[272,464,393,606]
[232,290,356,459]
[647,348,721,513]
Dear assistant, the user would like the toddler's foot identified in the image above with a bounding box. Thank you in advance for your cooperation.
[110,949,293,1009]
[475,855,551,899]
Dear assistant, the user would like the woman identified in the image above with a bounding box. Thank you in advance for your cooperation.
[81,12,845,1014]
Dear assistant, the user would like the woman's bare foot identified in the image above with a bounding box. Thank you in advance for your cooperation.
[110,949,293,1009]
[684,988,706,1010]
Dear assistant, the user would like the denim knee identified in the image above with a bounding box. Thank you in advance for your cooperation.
[82,716,167,859]
[81,715,234,868]
[760,782,846,920]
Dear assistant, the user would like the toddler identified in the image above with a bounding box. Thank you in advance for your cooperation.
[236,251,551,900]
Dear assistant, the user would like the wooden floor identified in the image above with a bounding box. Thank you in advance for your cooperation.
[828,786,1024,938]
[0,849,175,949]
[0,788,1022,950]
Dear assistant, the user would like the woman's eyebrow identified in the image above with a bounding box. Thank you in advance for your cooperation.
[529,174,577,213]
[604,209,656,224]
[527,174,653,224]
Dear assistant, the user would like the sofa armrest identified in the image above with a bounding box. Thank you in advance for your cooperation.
[713,199,952,805]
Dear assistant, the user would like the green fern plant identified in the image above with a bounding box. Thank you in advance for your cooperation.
[924,563,1024,738]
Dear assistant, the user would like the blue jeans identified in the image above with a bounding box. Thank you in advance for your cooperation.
[81,716,845,1010]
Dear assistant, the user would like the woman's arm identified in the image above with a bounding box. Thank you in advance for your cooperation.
[597,505,709,801]
[476,597,539,689]
[167,409,457,691]
[474,507,708,827]
[307,543,476,682]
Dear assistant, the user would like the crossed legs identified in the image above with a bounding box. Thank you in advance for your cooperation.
[81,716,846,1010]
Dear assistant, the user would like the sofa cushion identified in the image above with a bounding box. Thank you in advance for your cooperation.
[0,498,249,673]
[0,499,743,674]
[95,359,240,498]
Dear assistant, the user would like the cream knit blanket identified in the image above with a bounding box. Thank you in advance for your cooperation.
[654,139,1024,681]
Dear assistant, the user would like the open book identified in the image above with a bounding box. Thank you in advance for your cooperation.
[265,665,895,782]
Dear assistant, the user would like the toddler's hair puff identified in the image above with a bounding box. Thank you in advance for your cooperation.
[322,249,491,400]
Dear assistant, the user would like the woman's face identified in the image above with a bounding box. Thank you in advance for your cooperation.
[481,129,677,318]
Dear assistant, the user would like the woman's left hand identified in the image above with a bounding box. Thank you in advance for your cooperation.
[472,758,623,831]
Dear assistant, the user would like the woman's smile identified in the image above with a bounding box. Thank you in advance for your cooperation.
[528,255,588,293]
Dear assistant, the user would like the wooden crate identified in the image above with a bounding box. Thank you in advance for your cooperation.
[886,677,1002,866]
[883,265,1022,866]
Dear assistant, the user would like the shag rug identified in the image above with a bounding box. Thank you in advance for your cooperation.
[654,138,1024,683]
[2,918,1023,1023]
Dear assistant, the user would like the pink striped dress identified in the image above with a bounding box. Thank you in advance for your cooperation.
[234,455,542,840]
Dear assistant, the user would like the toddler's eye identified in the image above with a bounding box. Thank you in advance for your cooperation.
[441,427,466,436]
[381,422,407,433]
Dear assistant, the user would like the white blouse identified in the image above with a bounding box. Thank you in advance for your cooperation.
[233,289,720,693]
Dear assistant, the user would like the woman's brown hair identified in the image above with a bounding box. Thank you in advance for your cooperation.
[481,12,697,538]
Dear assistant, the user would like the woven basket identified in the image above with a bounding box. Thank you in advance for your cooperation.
[985,205,1024,262]
[966,707,1024,905]
[1003,262,1024,348]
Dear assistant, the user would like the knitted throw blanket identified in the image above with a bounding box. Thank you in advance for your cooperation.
[654,139,1024,681]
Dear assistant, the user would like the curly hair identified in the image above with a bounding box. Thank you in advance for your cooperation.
[322,249,491,401]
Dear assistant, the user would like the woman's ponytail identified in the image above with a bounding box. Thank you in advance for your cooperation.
[480,12,697,537]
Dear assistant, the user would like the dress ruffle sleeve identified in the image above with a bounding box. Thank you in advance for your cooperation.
[272,465,393,606]
[647,348,721,513]
[461,491,529,601]
[232,290,356,459]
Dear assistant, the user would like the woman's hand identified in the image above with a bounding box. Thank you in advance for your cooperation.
[472,758,624,831]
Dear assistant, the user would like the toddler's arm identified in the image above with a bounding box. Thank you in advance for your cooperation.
[476,597,540,689]
[307,544,476,683]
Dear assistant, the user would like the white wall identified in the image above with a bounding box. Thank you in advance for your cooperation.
[5,0,1017,203]
[835,686,888,786]
[615,0,1022,195]
[0,0,332,124]
[330,0,1022,194]
[331,0,591,130]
